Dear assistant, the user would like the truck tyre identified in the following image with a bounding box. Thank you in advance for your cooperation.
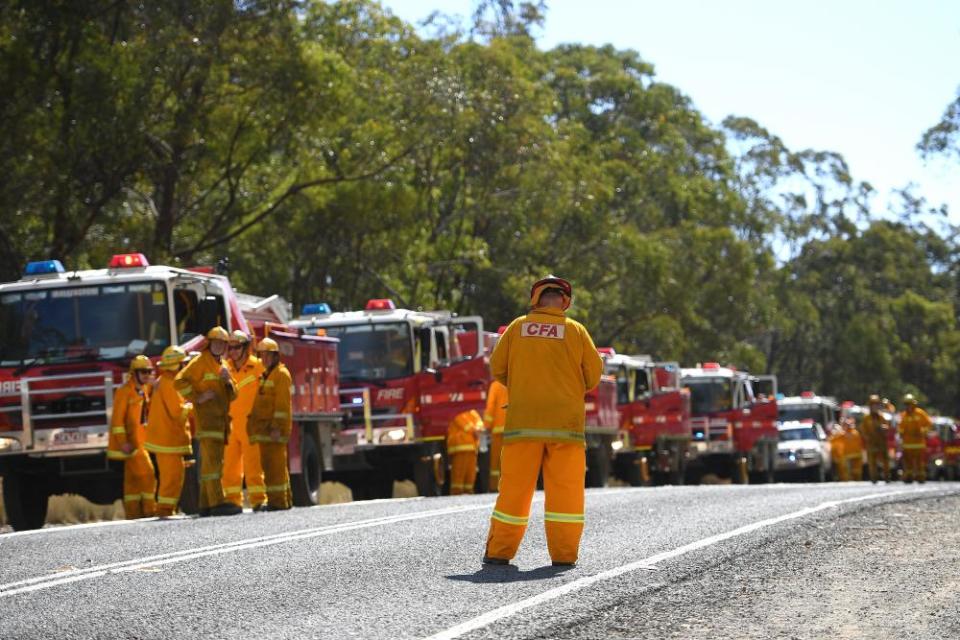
[585,446,610,488]
[3,473,50,531]
[291,432,322,507]
[414,452,444,497]
[809,462,826,483]
[669,445,687,486]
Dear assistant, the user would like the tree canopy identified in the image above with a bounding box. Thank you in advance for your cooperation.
[2,0,958,414]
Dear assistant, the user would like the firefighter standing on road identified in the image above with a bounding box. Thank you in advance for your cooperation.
[144,347,193,518]
[483,377,508,491]
[107,355,157,518]
[859,394,891,483]
[483,275,603,567]
[899,394,932,483]
[829,422,848,481]
[175,326,241,517]
[843,417,865,481]
[447,409,482,495]
[223,330,267,511]
[248,337,293,510]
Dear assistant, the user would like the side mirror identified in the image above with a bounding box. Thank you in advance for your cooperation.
[425,367,443,383]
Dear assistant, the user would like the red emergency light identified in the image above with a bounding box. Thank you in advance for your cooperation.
[597,347,616,356]
[497,325,509,335]
[702,362,720,370]
[800,391,815,398]
[109,253,150,269]
[365,298,396,311]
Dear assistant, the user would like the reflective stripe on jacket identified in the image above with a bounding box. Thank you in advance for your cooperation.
[248,363,293,443]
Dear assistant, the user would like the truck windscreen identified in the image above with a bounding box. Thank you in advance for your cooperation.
[0,282,170,366]
[684,377,733,414]
[778,405,822,423]
[321,321,412,382]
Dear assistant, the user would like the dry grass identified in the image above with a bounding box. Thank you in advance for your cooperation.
[393,479,419,498]
[319,481,353,504]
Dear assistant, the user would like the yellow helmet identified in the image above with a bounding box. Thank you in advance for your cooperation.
[230,330,251,345]
[256,337,279,353]
[159,346,187,370]
[867,394,881,406]
[129,355,153,373]
[205,326,230,342]
[903,393,917,405]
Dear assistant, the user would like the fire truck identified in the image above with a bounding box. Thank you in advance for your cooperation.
[679,362,779,483]
[290,299,490,498]
[604,351,691,486]
[934,416,960,480]
[583,355,620,488]
[0,254,341,530]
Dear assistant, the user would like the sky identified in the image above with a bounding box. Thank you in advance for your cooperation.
[382,0,960,225]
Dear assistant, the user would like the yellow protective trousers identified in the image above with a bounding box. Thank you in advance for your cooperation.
[222,427,266,508]
[449,451,478,495]
[155,453,186,516]
[484,441,585,564]
[489,431,503,491]
[902,445,926,481]
[846,454,863,481]
[198,438,227,510]
[866,448,890,482]
[123,449,156,519]
[260,442,291,509]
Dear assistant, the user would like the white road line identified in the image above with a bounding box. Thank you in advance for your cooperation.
[0,502,494,598]
[424,487,944,640]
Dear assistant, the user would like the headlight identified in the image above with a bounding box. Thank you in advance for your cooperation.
[378,428,408,444]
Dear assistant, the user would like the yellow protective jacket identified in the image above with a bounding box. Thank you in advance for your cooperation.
[248,363,293,444]
[483,380,508,434]
[228,354,264,431]
[843,427,864,458]
[490,307,603,445]
[447,409,482,455]
[107,379,151,460]
[859,413,889,451]
[828,428,846,464]
[175,350,236,440]
[145,371,193,455]
[899,407,932,449]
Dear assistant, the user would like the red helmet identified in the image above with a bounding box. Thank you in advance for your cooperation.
[530,275,572,309]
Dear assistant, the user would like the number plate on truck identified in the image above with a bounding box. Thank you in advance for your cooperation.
[51,430,88,446]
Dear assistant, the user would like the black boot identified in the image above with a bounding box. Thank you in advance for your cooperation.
[210,502,243,516]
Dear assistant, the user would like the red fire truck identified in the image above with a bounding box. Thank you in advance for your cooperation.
[290,299,490,498]
[680,362,779,483]
[604,351,691,486]
[583,356,620,488]
[0,255,341,530]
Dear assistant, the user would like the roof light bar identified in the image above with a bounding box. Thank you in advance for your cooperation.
[23,260,65,276]
[109,253,150,269]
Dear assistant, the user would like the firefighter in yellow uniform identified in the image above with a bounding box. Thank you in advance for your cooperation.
[843,417,864,480]
[107,355,157,518]
[448,410,482,495]
[483,275,603,568]
[859,395,891,483]
[899,394,932,483]
[248,338,293,510]
[175,326,241,517]
[144,347,193,517]
[223,330,267,510]
[483,379,508,491]
[828,422,848,481]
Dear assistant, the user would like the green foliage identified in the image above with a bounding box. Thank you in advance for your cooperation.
[2,0,959,414]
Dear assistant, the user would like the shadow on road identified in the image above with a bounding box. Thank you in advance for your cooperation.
[446,564,575,584]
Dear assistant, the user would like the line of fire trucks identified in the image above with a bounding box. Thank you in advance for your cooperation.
[0,255,957,530]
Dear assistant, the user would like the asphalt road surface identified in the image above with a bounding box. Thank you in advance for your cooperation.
[2,482,958,639]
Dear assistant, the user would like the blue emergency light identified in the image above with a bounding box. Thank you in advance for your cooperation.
[24,260,65,276]
[301,302,332,315]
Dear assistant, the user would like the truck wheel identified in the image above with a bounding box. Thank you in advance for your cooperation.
[178,443,201,515]
[809,463,825,483]
[3,474,50,531]
[585,446,610,488]
[475,449,491,494]
[291,432,322,507]
[414,452,444,497]
[669,446,687,486]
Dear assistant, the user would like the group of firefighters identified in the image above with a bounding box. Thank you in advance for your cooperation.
[106,328,294,519]
[829,393,934,483]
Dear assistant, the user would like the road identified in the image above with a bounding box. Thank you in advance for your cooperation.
[2,482,958,639]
